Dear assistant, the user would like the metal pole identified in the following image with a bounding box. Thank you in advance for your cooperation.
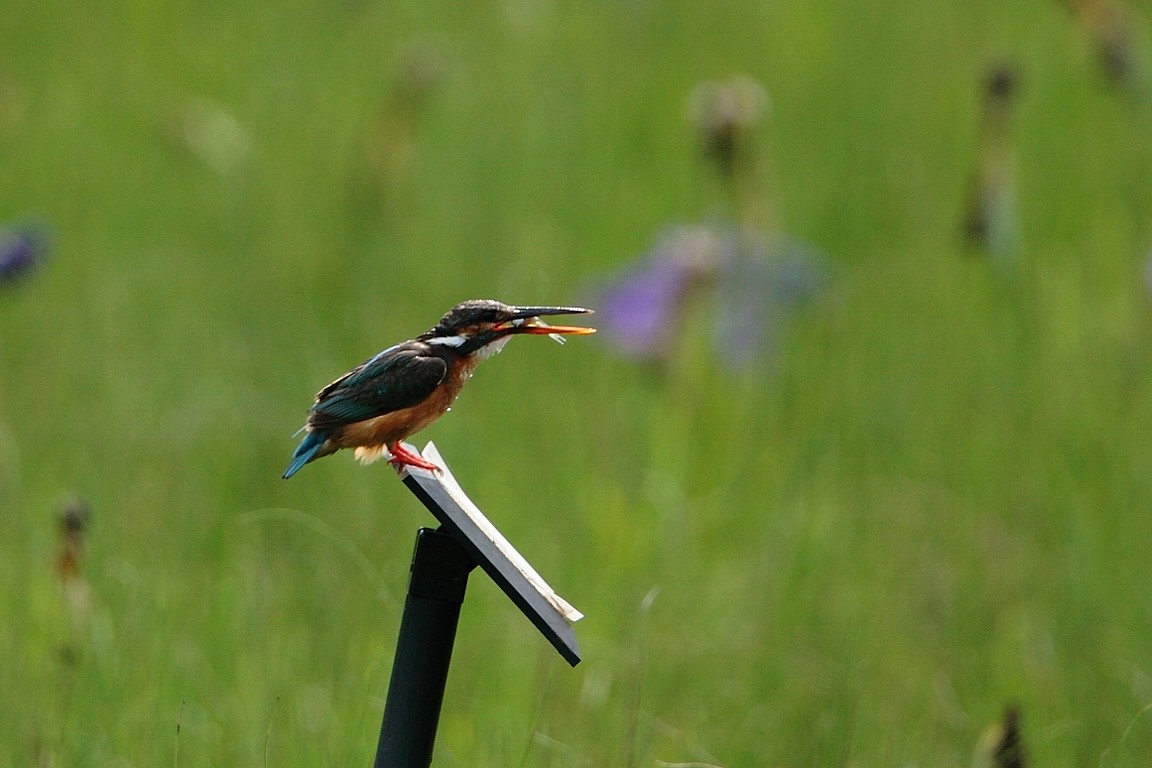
[374,527,475,768]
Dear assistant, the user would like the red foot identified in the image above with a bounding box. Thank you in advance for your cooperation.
[386,442,442,473]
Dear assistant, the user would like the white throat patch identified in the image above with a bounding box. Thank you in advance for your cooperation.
[427,335,467,348]
[474,335,511,360]
[427,333,512,361]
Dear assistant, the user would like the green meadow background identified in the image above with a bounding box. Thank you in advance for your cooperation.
[4,1,1152,765]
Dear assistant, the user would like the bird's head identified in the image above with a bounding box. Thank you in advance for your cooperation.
[421,299,596,358]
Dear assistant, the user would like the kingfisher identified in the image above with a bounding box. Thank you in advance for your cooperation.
[283,299,595,478]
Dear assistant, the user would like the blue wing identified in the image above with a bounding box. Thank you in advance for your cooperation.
[307,342,447,428]
[283,430,327,479]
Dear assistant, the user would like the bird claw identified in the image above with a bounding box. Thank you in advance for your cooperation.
[386,444,443,475]
[389,459,444,477]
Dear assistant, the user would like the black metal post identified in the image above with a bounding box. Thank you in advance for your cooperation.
[374,527,476,768]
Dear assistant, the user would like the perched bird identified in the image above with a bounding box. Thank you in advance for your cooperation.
[283,300,595,478]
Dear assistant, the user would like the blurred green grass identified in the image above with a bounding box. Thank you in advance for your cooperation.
[4,1,1152,765]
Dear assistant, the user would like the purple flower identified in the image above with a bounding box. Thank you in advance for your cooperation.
[592,226,724,360]
[713,236,825,367]
[0,220,50,285]
[591,225,826,368]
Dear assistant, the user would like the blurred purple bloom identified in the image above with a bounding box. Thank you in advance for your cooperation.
[0,220,50,285]
[713,236,824,367]
[597,261,687,357]
[594,226,724,360]
[591,225,826,368]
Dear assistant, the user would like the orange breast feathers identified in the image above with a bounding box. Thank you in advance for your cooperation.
[331,360,473,461]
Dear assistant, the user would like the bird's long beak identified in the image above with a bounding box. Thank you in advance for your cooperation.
[505,306,597,341]
[509,305,595,321]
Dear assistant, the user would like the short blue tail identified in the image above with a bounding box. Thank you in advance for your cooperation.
[282,430,327,479]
